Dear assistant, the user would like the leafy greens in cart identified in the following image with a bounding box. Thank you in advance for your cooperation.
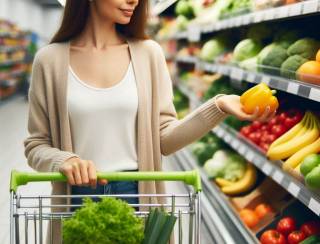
[63,197,144,244]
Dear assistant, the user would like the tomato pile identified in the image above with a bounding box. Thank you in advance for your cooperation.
[240,109,303,152]
[260,217,320,244]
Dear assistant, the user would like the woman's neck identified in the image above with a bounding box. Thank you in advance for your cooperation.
[71,5,126,50]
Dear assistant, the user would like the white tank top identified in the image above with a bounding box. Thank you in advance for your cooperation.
[67,62,138,172]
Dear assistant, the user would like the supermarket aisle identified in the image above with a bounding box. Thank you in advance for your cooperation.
[0,96,52,244]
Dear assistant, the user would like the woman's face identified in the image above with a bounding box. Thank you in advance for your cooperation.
[92,0,139,25]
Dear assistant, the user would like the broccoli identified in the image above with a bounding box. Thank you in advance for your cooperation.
[287,38,320,59]
[280,55,308,79]
[257,44,288,74]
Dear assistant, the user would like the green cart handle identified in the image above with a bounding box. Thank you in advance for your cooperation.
[10,170,202,193]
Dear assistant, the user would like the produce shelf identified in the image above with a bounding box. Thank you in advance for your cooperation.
[0,59,24,66]
[175,56,320,103]
[175,81,320,217]
[151,0,178,16]
[170,0,320,42]
[0,46,25,52]
[174,148,259,244]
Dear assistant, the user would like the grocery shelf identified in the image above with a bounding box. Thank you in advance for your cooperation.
[0,59,24,66]
[0,32,24,39]
[175,56,320,103]
[151,0,178,16]
[171,0,320,41]
[0,46,25,52]
[212,123,320,217]
[174,148,259,244]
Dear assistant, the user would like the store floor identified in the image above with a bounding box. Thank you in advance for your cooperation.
[0,96,212,243]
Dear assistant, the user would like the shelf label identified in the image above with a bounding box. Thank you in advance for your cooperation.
[288,182,300,197]
[246,73,256,83]
[262,163,272,175]
[287,82,299,94]
[246,151,255,162]
[273,171,284,184]
[239,145,246,155]
[309,88,320,102]
[302,0,318,14]
[253,12,264,23]
[288,3,302,16]
[231,67,244,81]
[261,75,271,85]
[231,140,239,149]
[187,25,201,42]
[225,134,232,143]
[264,9,275,20]
[242,15,251,25]
[308,198,320,216]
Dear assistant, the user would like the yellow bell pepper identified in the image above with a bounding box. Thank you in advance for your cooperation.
[240,83,279,115]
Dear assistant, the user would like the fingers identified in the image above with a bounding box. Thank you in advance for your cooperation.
[88,160,97,189]
[98,179,108,185]
[60,164,76,185]
[72,163,82,185]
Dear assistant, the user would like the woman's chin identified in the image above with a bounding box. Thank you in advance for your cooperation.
[116,17,131,25]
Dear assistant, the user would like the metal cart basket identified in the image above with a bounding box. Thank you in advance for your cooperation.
[10,170,202,244]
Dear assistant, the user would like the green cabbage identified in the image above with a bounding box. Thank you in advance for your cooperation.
[200,38,227,62]
[176,15,189,31]
[203,150,230,178]
[280,55,308,79]
[63,198,144,244]
[238,56,258,71]
[287,38,320,59]
[233,39,263,62]
[223,154,247,181]
[175,0,195,19]
[274,30,300,49]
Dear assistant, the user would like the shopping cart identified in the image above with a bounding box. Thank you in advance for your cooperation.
[10,170,202,244]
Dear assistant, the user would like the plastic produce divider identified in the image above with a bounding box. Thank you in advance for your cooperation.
[10,169,202,193]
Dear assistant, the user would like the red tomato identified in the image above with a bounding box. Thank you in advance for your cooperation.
[284,117,297,129]
[271,125,287,138]
[279,112,288,122]
[268,117,280,131]
[240,126,253,137]
[252,121,263,130]
[277,217,297,236]
[248,132,260,144]
[260,143,270,152]
[261,125,269,132]
[287,231,306,244]
[300,221,320,237]
[260,230,287,244]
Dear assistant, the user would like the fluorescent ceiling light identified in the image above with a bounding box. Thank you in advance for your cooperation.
[57,0,66,6]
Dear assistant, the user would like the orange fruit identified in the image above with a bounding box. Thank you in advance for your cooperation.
[239,209,259,228]
[316,49,320,62]
[254,203,273,219]
[297,61,320,85]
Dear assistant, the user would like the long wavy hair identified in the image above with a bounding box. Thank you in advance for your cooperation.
[51,0,148,43]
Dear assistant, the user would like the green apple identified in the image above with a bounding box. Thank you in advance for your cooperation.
[300,154,320,177]
[306,165,320,189]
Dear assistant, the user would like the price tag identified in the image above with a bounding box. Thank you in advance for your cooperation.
[231,67,244,81]
[253,12,264,23]
[277,6,289,18]
[215,21,222,30]
[273,171,284,184]
[288,182,300,197]
[231,140,239,149]
[309,88,320,102]
[234,17,241,27]
[242,15,251,25]
[246,73,256,83]
[287,82,299,95]
[308,198,320,216]
[288,2,302,16]
[264,9,274,20]
[225,134,232,143]
[261,75,271,85]
[262,163,272,175]
[187,25,201,42]
[246,151,254,162]
[302,0,318,14]
[216,128,223,137]
[239,145,246,155]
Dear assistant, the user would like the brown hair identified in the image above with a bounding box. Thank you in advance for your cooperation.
[50,0,148,43]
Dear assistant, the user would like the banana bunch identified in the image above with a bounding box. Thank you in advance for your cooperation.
[215,163,257,195]
[266,111,320,171]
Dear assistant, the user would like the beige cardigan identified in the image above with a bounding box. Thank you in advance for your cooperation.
[24,38,226,243]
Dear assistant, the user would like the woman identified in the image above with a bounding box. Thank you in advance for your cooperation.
[24,0,274,242]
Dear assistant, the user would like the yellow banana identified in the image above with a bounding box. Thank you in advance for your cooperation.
[283,137,320,171]
[267,113,319,160]
[215,178,234,187]
[221,164,257,195]
[268,112,309,150]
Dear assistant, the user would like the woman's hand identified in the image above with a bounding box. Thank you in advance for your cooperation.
[59,157,108,188]
[216,95,276,122]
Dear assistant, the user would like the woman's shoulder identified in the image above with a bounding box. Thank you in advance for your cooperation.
[130,39,164,60]
[33,42,68,66]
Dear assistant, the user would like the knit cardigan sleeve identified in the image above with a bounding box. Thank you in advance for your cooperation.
[154,42,228,155]
[24,53,78,172]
